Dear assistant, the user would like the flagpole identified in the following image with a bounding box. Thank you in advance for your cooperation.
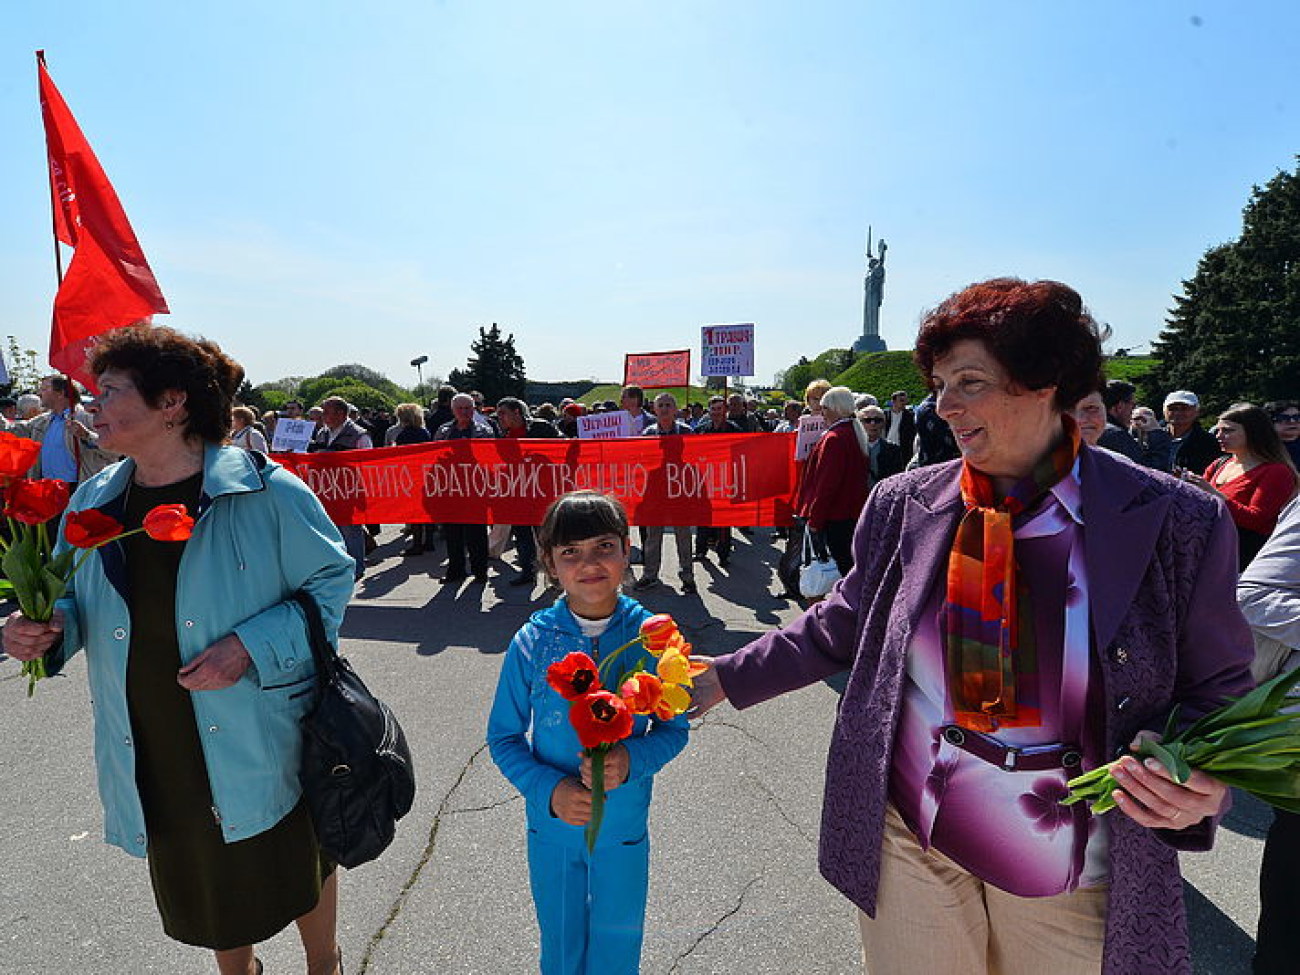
[36,50,65,287]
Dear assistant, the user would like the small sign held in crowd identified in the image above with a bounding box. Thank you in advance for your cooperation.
[700,323,755,377]
[577,411,635,440]
[271,418,316,453]
[795,414,827,461]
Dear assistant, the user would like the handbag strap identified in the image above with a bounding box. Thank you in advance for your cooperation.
[292,589,339,690]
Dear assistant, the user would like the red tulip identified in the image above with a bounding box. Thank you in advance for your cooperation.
[569,691,634,750]
[3,478,71,525]
[547,652,601,701]
[0,432,42,480]
[142,504,194,542]
[64,508,126,549]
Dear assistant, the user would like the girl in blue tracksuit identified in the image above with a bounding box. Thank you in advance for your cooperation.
[487,491,688,975]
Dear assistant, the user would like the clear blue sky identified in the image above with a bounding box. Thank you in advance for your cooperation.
[2,1,1297,392]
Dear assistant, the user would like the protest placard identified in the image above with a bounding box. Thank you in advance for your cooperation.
[701,323,755,377]
[795,413,827,461]
[577,411,635,439]
[271,417,316,452]
[624,350,690,389]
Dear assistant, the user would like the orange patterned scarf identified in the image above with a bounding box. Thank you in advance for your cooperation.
[943,415,1081,732]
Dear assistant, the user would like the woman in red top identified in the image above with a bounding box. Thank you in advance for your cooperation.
[794,386,871,576]
[1185,402,1299,569]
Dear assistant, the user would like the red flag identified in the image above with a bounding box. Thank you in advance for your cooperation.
[38,55,168,389]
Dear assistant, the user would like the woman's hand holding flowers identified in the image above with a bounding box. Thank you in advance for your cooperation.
[685,661,727,717]
[1110,732,1228,831]
[177,633,251,691]
[3,609,64,661]
[581,744,629,792]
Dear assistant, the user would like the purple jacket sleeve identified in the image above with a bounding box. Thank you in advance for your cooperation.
[714,498,881,708]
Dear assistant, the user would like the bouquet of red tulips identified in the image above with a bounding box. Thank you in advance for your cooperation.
[546,614,707,851]
[0,431,195,695]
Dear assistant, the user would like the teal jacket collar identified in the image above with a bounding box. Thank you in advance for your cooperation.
[92,442,268,514]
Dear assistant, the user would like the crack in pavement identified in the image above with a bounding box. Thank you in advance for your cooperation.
[666,873,764,973]
[747,775,817,846]
[355,742,487,974]
[695,712,768,748]
[449,793,522,815]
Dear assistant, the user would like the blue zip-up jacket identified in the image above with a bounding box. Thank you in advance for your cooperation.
[45,444,355,857]
[487,595,688,848]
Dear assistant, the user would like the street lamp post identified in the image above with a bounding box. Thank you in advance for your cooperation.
[410,355,428,397]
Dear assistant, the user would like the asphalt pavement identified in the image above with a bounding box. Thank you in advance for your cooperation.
[0,527,1268,974]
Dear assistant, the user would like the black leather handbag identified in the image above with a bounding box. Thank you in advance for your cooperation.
[292,590,416,868]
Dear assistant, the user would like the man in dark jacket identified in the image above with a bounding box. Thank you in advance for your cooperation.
[695,396,743,567]
[1164,389,1221,475]
[1097,380,1145,464]
[496,397,559,586]
[310,396,373,577]
[435,394,494,584]
[883,390,916,463]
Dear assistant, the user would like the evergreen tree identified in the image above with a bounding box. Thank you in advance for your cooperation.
[451,323,527,402]
[1145,160,1300,412]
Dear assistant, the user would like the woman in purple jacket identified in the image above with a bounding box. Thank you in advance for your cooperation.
[690,278,1254,975]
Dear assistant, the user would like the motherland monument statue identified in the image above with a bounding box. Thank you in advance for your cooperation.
[853,230,888,354]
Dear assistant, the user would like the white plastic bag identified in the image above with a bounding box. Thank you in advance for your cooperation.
[799,529,841,598]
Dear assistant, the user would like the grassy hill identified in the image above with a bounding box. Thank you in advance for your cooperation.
[1103,354,1158,384]
[832,351,928,401]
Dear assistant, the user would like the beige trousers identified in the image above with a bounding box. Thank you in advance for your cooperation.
[857,804,1108,975]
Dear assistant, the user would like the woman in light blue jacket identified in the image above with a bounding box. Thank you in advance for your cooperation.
[4,326,353,975]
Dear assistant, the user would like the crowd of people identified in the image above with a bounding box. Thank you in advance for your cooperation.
[1,291,1298,974]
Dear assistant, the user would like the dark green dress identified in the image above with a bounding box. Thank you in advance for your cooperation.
[122,473,333,950]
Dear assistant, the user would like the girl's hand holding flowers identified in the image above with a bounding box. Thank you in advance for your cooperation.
[581,744,629,792]
[545,614,709,850]
[550,777,593,827]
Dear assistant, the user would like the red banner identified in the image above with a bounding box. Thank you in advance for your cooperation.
[274,432,796,527]
[38,55,169,390]
[623,350,691,389]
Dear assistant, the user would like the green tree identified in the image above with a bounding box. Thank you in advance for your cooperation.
[1144,160,1300,413]
[316,382,395,412]
[319,364,408,403]
[450,323,527,402]
[779,349,856,397]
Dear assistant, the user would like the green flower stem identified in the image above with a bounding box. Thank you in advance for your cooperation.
[596,636,646,686]
[585,743,609,854]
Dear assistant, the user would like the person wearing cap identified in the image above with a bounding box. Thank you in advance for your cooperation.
[1164,390,1221,475]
